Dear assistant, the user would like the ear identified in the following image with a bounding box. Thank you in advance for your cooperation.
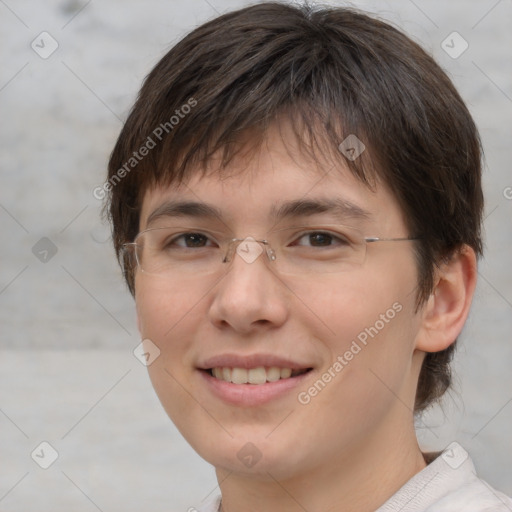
[415,245,477,353]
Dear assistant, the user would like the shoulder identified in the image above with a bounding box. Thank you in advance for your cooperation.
[378,442,512,512]
[426,478,512,512]
[423,443,512,512]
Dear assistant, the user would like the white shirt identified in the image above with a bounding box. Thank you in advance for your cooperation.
[194,443,512,512]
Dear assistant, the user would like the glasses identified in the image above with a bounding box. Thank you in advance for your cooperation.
[123,224,420,279]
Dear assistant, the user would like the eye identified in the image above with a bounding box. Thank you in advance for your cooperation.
[168,232,215,249]
[293,231,351,248]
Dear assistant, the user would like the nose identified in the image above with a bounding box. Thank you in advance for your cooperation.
[208,246,289,335]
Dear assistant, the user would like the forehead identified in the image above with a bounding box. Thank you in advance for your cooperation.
[139,125,404,231]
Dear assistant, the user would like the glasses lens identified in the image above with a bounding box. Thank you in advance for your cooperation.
[135,227,223,276]
[131,224,367,278]
[268,225,366,274]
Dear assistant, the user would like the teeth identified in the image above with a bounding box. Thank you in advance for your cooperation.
[248,367,266,384]
[222,367,231,381]
[266,366,281,382]
[231,368,248,384]
[280,368,292,379]
[209,366,306,384]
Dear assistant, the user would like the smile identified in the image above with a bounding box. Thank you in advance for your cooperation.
[197,353,314,406]
[209,366,311,384]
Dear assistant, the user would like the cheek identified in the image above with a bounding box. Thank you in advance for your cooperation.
[291,303,418,466]
[303,258,420,417]
[311,247,417,361]
[297,268,412,348]
[135,275,206,341]
[134,277,201,406]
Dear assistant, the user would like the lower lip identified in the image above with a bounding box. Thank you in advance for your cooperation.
[199,369,313,407]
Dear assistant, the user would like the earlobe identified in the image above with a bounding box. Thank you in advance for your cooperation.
[415,246,478,353]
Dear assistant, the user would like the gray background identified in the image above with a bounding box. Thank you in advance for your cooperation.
[0,0,511,510]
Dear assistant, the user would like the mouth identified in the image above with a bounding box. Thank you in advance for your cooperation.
[197,354,315,406]
[205,366,312,385]
[198,359,314,406]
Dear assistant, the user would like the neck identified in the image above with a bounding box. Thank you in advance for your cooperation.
[216,412,426,512]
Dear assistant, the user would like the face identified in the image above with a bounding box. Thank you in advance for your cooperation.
[135,125,424,481]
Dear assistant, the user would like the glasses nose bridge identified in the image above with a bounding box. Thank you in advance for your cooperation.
[223,236,276,265]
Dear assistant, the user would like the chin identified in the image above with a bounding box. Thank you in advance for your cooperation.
[190,430,311,480]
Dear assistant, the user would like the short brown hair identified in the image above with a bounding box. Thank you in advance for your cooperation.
[106,2,483,414]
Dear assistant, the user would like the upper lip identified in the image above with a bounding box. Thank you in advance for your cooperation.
[198,353,312,370]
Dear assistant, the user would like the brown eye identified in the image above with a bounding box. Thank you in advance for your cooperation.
[183,233,209,247]
[294,231,350,248]
[307,233,333,246]
[168,233,213,248]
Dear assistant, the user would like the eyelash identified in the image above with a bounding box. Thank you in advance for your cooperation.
[170,233,215,248]
[167,230,349,249]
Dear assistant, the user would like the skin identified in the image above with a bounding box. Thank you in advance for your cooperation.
[134,123,477,512]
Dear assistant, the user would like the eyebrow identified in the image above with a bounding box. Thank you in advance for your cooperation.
[146,200,224,227]
[269,198,372,224]
[145,197,371,228]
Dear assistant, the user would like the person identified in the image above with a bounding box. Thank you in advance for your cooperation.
[105,2,512,510]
